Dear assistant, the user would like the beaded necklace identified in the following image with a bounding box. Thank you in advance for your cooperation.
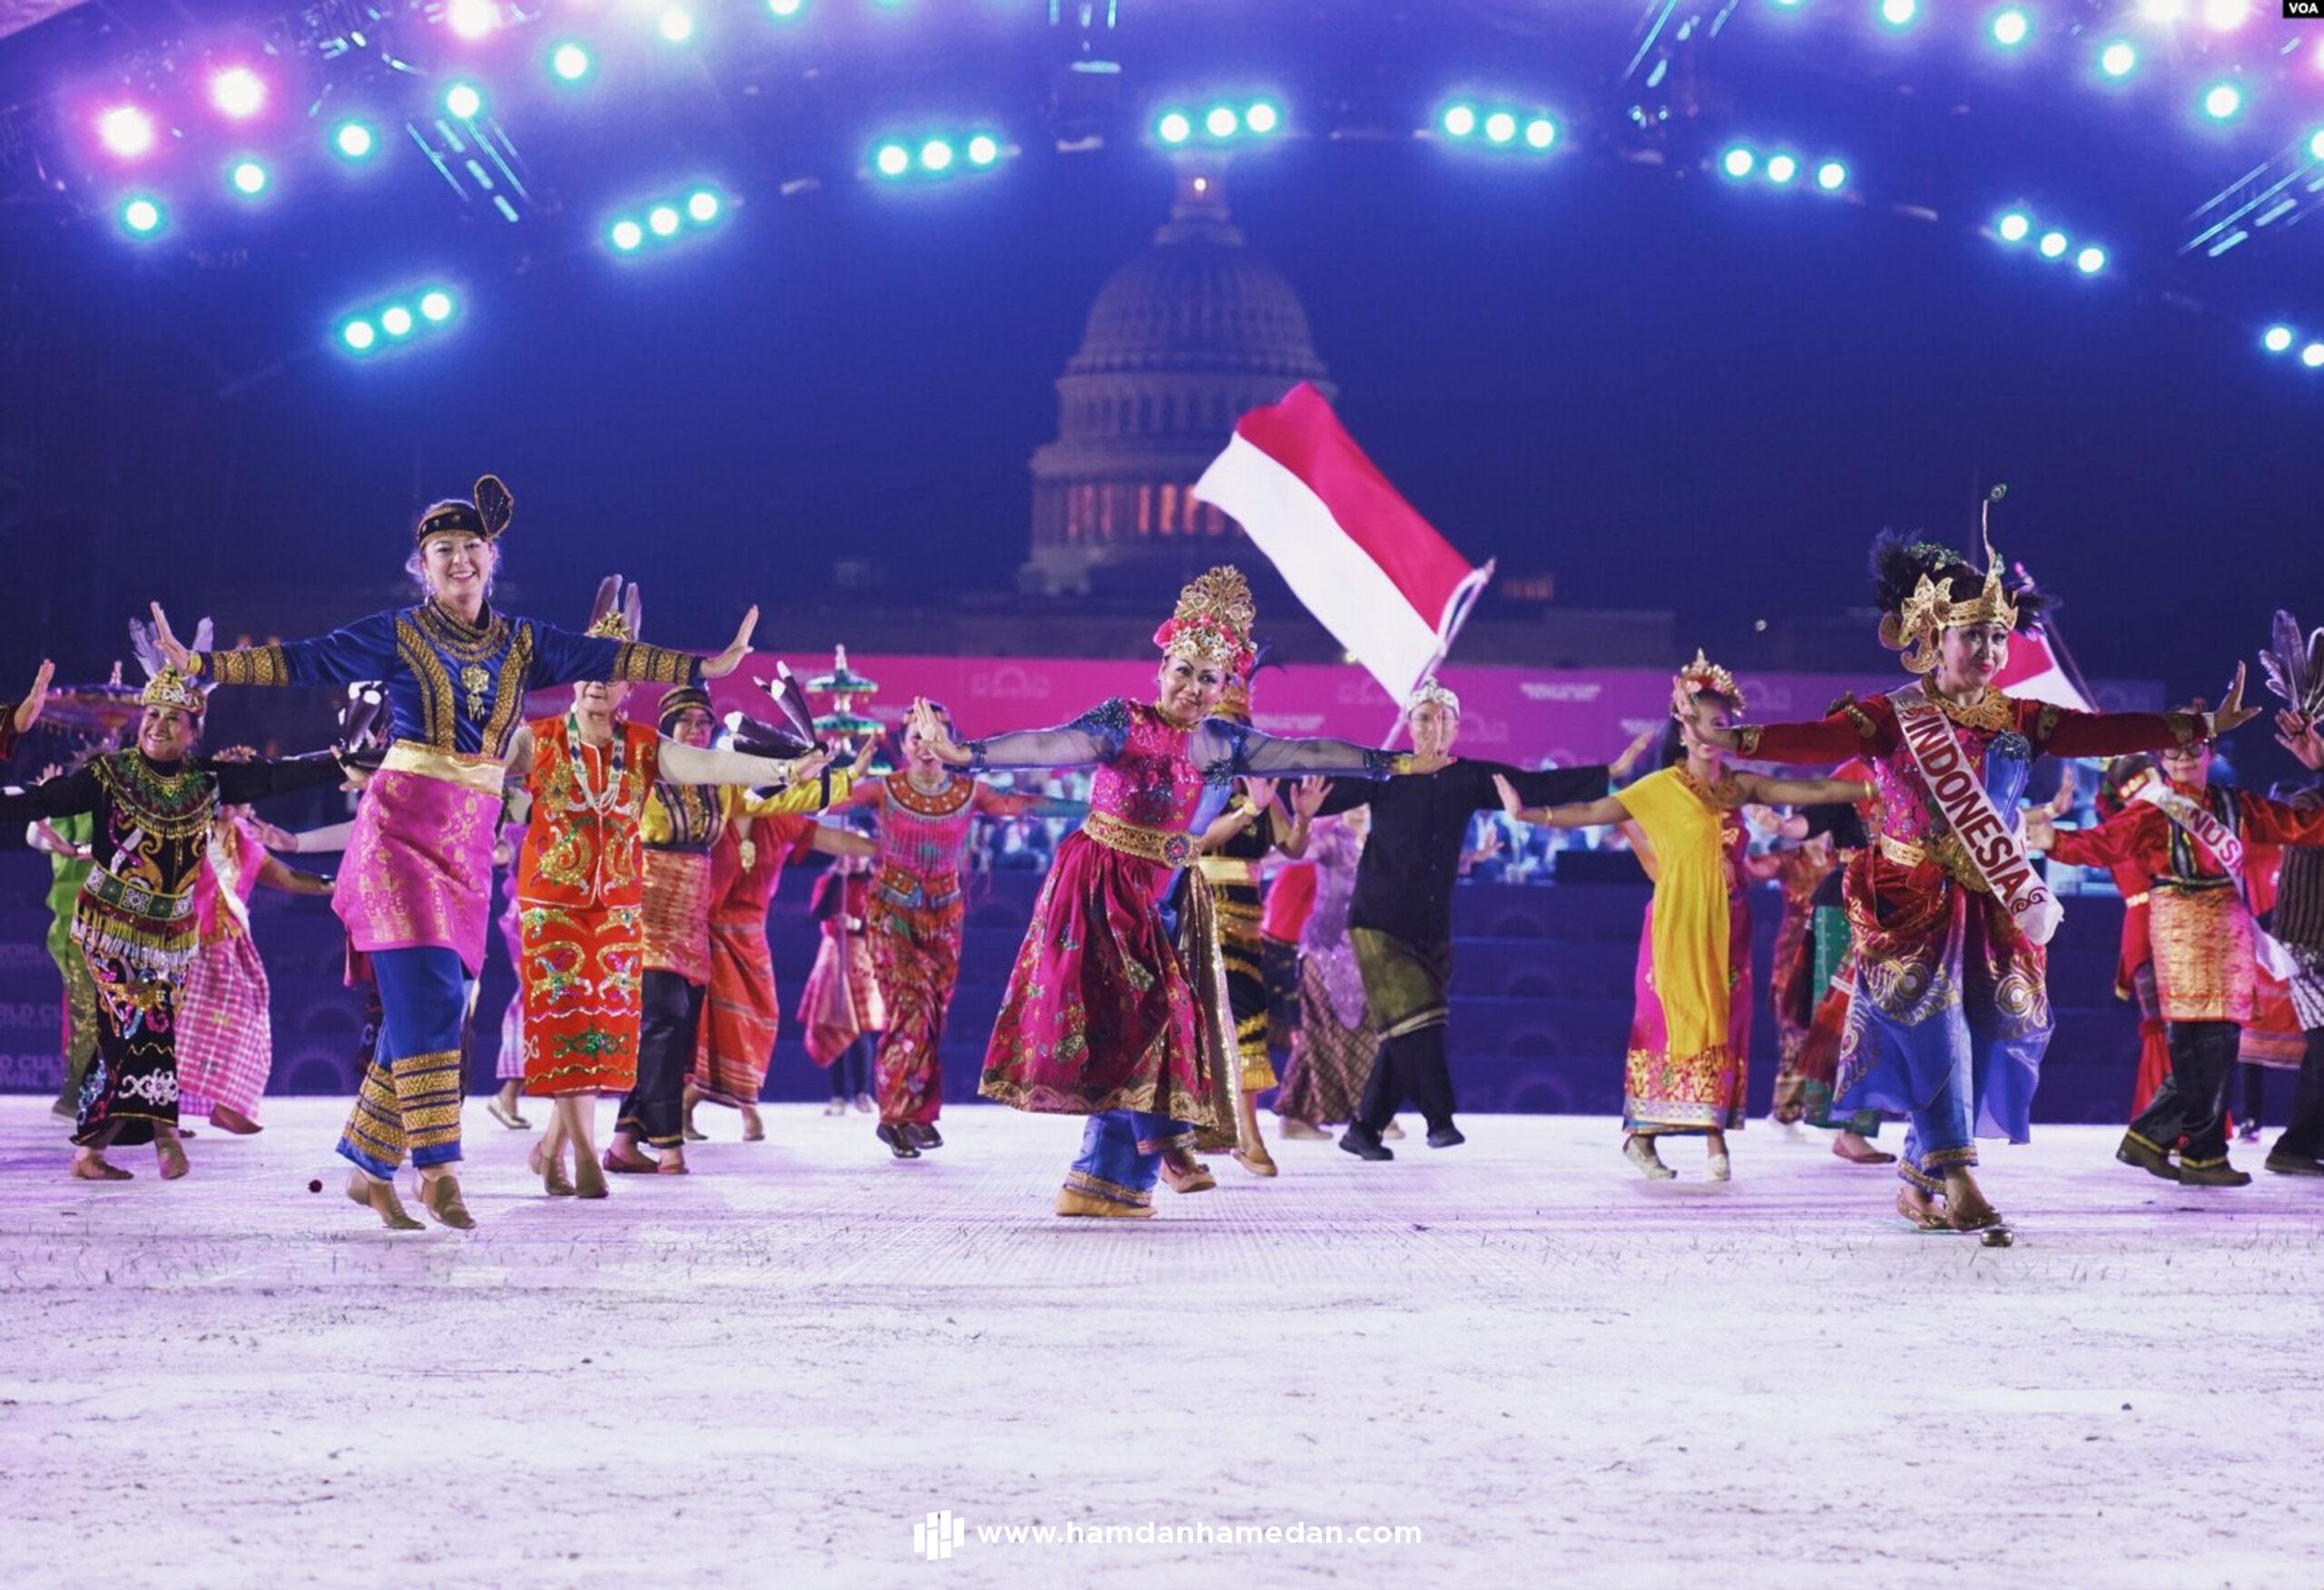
[93,752,215,840]
[563,713,630,817]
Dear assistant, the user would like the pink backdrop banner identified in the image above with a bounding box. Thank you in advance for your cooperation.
[605,655,2167,770]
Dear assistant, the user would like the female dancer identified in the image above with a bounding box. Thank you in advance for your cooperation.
[911,567,1441,1217]
[1271,809,1384,1140]
[1673,531,2253,1230]
[832,705,1074,1158]
[507,585,833,1200]
[1787,788,1896,1164]
[803,845,885,1128]
[1498,653,1874,1180]
[148,476,758,1229]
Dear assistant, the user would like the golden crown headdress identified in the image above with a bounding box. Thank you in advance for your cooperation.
[138,666,206,715]
[1879,491,2022,675]
[1673,649,1746,714]
[586,574,643,642]
[1154,566,1257,676]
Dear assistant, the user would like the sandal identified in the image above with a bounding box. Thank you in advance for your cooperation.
[1895,1185,1948,1232]
[529,1141,576,1197]
[1833,1137,1897,1165]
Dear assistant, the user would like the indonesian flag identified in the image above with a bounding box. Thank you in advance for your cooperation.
[1993,629,2093,713]
[1194,382,1492,703]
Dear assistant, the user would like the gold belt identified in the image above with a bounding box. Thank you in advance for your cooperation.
[2122,891,2150,908]
[1879,831,1991,894]
[1082,810,1196,868]
[381,740,507,796]
[1196,855,1262,887]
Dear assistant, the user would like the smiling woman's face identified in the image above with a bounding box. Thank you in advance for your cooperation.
[1156,656,1226,722]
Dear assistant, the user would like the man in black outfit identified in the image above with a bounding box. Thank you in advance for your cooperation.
[1318,679,1611,1160]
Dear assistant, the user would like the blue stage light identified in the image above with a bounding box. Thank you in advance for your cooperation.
[769,0,803,15]
[333,120,377,161]
[2037,230,2068,259]
[687,190,721,223]
[1483,112,1516,144]
[1989,8,2030,48]
[1523,118,1557,151]
[1205,105,1239,139]
[1720,144,1756,180]
[967,134,1000,167]
[341,319,377,352]
[1878,0,1918,29]
[1246,101,1281,135]
[875,143,910,177]
[658,7,694,44]
[2201,82,2244,122]
[921,139,954,172]
[229,159,270,197]
[444,83,484,121]
[419,290,455,322]
[1815,160,1848,191]
[610,219,644,250]
[551,43,593,83]
[1157,111,1191,144]
[119,196,163,236]
[1996,210,2032,242]
[1442,103,1477,138]
[2099,41,2137,78]
[648,205,681,237]
[380,305,415,338]
[2309,128,2324,162]
[2075,246,2106,274]
[2305,343,2324,369]
[2263,325,2294,353]
[1766,152,1798,185]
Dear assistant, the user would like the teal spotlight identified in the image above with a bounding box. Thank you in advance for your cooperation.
[333,121,378,162]
[686,190,720,223]
[119,196,164,236]
[341,319,378,352]
[875,143,910,178]
[550,42,593,83]
[444,82,484,121]
[2263,325,2294,353]
[1246,101,1280,135]
[967,134,1000,167]
[380,305,415,338]
[611,218,644,250]
[1157,111,1191,144]
[229,159,270,197]
[419,290,455,322]
[1720,144,1755,180]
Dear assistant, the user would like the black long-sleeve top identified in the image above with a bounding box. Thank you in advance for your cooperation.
[1317,760,1610,947]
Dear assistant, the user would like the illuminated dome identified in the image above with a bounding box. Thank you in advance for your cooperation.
[1024,172,1334,594]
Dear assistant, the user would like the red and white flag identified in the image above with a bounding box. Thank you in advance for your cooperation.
[1992,629,2093,713]
[1194,382,1491,703]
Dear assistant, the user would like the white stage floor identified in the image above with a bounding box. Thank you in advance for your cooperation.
[0,1097,2319,1588]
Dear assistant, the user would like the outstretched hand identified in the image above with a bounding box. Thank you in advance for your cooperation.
[2209,662,2259,738]
[1243,776,1278,812]
[1291,775,1332,820]
[787,746,835,786]
[2278,710,2324,772]
[1493,772,1529,821]
[848,732,881,779]
[2022,809,2058,851]
[701,606,760,681]
[12,660,55,733]
[910,696,972,767]
[147,604,192,672]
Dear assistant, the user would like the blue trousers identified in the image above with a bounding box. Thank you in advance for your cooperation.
[1064,1109,1194,1209]
[1898,1052,1977,1195]
[338,946,470,1178]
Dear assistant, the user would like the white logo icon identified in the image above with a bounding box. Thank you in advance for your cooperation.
[914,1510,967,1561]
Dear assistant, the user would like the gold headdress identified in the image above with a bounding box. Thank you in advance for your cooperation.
[586,574,643,642]
[1154,566,1257,676]
[1406,677,1462,718]
[1877,491,2022,675]
[138,666,205,715]
[1673,648,1746,714]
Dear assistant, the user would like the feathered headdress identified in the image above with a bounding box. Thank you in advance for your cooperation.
[1154,566,1257,677]
[127,614,213,715]
[586,575,644,642]
[1674,648,1747,714]
[2259,609,2324,722]
[415,474,516,545]
[721,662,820,761]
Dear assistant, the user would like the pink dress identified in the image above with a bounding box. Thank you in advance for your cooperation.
[175,817,276,1122]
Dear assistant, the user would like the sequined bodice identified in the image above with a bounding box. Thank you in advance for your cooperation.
[880,776,979,881]
[1867,696,2032,847]
[1088,706,1207,832]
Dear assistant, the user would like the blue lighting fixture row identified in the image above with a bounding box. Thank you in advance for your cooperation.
[1992,208,2106,275]
[1435,101,1559,154]
[606,185,731,251]
[1154,99,1284,148]
[870,130,1009,181]
[336,287,458,358]
[1717,142,1849,192]
[2260,324,2324,369]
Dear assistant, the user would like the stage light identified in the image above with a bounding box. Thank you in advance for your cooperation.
[228,159,270,197]
[875,142,910,177]
[380,305,415,338]
[1989,8,2029,47]
[1815,160,1847,191]
[686,189,720,222]
[419,290,455,321]
[2305,342,2324,368]
[2309,128,2324,162]
[1246,101,1281,135]
[1442,103,1477,138]
[2201,83,2244,122]
[769,0,803,15]
[1720,144,1756,180]
[341,319,377,352]
[118,196,163,236]
[448,0,497,41]
[2139,0,2185,19]
[2099,41,2137,79]
[210,66,268,121]
[1996,210,2032,242]
[1766,152,1798,185]
[2264,325,2295,353]
[1524,118,1557,151]
[332,121,377,164]
[967,134,1000,167]
[610,218,644,250]
[2202,0,2250,29]
[1205,105,1239,138]
[1157,111,1191,144]
[444,82,484,121]
[1878,0,1918,29]
[1477,112,1514,145]
[658,7,695,44]
[97,105,157,160]
[920,139,954,172]
[648,204,681,237]
[2075,246,2106,274]
[2037,229,2068,259]
[550,42,593,83]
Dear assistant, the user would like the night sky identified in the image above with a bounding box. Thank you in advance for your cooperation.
[7,0,2322,744]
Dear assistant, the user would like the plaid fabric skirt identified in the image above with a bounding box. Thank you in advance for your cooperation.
[175,931,273,1120]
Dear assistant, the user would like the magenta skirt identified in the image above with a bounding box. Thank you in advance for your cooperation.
[334,769,499,977]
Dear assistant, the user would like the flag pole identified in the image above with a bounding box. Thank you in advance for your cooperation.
[1381,558,1495,749]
